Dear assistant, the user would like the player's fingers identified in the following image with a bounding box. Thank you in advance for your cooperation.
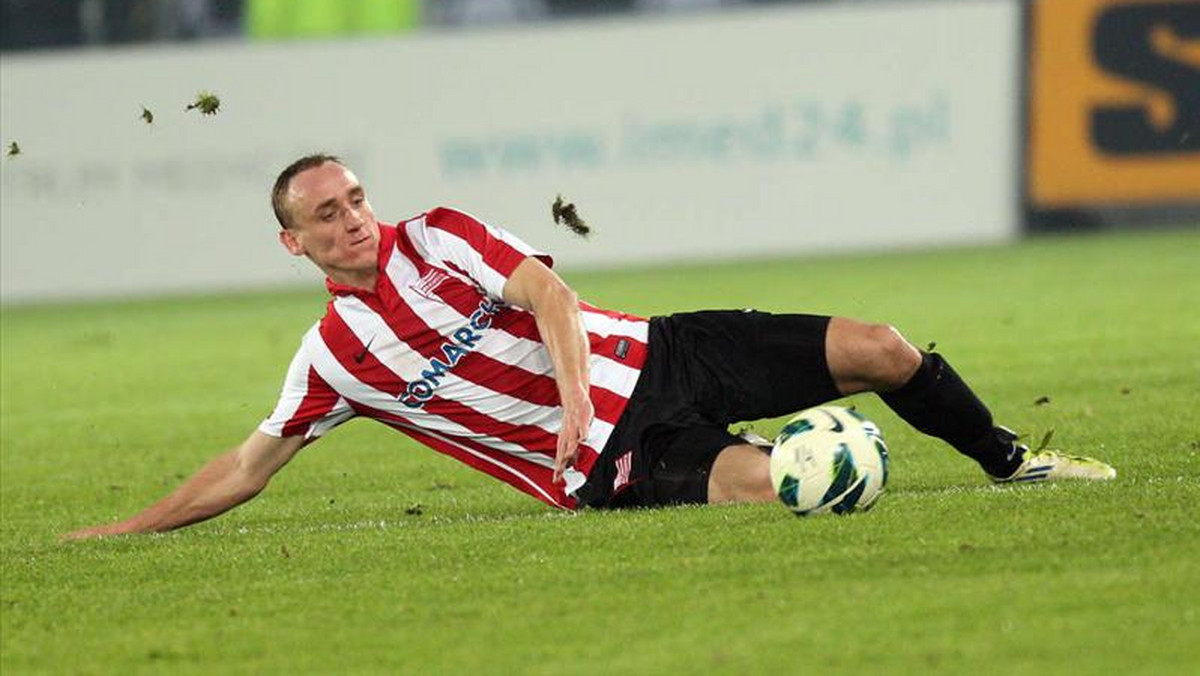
[61,526,103,541]
[553,430,571,484]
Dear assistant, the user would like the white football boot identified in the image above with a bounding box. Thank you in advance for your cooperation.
[988,428,1116,484]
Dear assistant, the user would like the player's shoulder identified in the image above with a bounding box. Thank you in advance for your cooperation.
[421,205,489,231]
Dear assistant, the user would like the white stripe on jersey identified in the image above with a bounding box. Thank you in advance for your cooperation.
[588,355,641,400]
[581,308,651,341]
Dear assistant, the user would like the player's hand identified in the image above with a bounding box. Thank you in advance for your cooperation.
[554,391,594,485]
[60,522,128,541]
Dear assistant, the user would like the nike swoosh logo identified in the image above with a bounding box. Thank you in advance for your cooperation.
[825,409,844,433]
[354,336,375,364]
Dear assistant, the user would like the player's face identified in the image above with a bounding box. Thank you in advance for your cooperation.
[279,162,381,286]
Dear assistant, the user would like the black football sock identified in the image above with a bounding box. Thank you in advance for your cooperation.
[878,352,1023,477]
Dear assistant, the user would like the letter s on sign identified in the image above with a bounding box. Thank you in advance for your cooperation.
[1091,2,1200,155]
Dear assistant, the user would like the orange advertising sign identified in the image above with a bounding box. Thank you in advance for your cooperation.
[1028,0,1200,207]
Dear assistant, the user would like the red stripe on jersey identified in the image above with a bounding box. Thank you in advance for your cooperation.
[281,366,340,437]
[579,301,648,323]
[487,305,542,342]
[588,387,629,428]
[590,332,648,368]
[453,352,561,408]
[424,207,531,278]
[376,225,399,270]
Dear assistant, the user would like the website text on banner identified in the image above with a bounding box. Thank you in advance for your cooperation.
[0,2,1020,302]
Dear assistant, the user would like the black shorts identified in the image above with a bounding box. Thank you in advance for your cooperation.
[577,310,841,509]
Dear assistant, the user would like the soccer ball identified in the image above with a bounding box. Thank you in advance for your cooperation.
[769,406,890,516]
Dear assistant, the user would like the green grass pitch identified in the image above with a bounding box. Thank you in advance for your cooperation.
[2,229,1198,674]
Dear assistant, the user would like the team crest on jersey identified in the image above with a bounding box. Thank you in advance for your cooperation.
[399,297,502,408]
[410,269,450,301]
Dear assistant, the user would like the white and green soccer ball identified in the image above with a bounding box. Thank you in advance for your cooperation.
[769,405,890,516]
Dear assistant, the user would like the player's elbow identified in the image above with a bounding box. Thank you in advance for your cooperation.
[533,277,577,313]
[218,474,269,514]
[550,279,578,306]
[238,467,274,499]
[229,456,276,502]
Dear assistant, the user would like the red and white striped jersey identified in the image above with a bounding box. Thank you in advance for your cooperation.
[259,207,649,510]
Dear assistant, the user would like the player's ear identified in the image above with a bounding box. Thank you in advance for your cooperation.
[278,228,305,256]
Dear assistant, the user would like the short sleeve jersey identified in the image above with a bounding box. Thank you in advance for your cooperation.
[259,207,649,509]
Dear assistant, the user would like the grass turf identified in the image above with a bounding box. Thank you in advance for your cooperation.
[2,229,1198,674]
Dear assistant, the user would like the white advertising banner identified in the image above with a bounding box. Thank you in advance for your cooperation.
[0,1,1020,301]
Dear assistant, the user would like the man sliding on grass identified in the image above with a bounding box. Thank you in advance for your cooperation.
[66,154,1114,539]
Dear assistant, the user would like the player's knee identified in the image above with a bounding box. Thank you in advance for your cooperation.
[708,445,776,504]
[863,323,920,389]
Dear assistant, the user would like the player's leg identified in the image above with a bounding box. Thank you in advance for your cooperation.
[634,311,835,504]
[824,317,1115,481]
[824,316,1022,476]
[707,444,776,504]
[823,318,923,394]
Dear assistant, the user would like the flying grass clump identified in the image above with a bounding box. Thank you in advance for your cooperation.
[186,91,221,116]
[1017,429,1056,453]
[551,194,590,238]
[140,106,154,124]
[6,141,20,157]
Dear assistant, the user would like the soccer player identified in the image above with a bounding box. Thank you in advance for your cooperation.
[65,155,1115,538]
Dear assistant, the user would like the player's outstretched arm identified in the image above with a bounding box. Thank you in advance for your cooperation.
[503,257,593,484]
[63,431,306,540]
